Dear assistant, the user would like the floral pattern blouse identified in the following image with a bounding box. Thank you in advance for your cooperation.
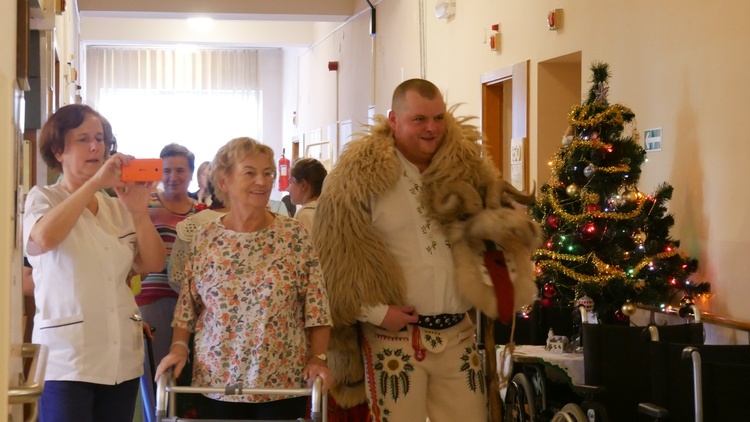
[172,213,331,402]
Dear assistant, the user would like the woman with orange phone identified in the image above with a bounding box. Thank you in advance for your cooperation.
[23,104,166,422]
[121,158,163,182]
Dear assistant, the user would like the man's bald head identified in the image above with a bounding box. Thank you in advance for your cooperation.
[391,79,443,113]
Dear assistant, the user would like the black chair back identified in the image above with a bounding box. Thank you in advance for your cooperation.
[582,323,705,422]
[648,342,750,421]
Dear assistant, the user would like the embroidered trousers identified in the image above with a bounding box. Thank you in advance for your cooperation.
[360,316,487,422]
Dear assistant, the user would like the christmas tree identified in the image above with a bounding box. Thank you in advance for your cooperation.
[529,62,710,324]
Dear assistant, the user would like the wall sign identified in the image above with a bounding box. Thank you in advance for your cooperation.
[510,137,526,190]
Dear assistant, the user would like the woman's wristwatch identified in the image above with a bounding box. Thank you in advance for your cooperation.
[311,353,327,362]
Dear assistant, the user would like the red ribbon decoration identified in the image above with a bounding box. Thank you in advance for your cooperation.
[483,248,515,325]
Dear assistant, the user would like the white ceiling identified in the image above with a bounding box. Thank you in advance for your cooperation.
[77,0,360,22]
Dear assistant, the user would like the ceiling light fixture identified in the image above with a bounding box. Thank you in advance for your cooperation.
[187,17,214,30]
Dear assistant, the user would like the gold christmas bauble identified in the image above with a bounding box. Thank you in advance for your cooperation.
[632,230,647,244]
[622,190,639,203]
[566,184,581,198]
[621,300,637,316]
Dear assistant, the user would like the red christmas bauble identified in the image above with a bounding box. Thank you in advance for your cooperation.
[586,204,602,213]
[541,297,554,308]
[579,221,602,241]
[546,214,561,229]
[614,310,629,322]
[542,282,558,298]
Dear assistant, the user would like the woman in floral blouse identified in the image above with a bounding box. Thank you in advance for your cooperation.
[155,137,332,420]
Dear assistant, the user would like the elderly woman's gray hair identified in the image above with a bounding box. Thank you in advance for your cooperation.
[210,137,276,204]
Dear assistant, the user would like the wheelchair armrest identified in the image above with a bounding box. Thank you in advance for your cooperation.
[571,383,606,400]
[638,402,669,419]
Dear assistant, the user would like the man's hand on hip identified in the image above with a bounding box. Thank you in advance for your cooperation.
[379,305,419,332]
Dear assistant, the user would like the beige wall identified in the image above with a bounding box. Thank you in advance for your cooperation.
[298,0,750,328]
[537,55,581,185]
[12,5,750,388]
[2,0,23,417]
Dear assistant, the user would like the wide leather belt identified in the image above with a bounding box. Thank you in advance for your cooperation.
[416,313,465,330]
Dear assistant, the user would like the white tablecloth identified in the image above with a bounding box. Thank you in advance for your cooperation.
[496,344,585,386]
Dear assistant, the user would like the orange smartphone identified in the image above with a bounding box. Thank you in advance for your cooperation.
[121,158,163,182]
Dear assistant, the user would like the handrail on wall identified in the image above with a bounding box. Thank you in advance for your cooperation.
[8,343,48,422]
[639,305,750,332]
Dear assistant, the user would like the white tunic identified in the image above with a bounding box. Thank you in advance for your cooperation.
[23,184,144,384]
[367,150,472,318]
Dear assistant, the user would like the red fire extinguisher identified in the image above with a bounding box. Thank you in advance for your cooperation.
[278,148,291,191]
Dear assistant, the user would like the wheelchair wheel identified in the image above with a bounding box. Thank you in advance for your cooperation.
[550,412,575,422]
[503,372,538,422]
[525,364,548,415]
[559,403,588,422]
[580,400,608,422]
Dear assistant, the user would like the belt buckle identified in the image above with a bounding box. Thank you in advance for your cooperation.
[418,313,464,330]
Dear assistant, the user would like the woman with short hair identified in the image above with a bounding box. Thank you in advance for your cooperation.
[24,104,165,422]
[156,137,332,420]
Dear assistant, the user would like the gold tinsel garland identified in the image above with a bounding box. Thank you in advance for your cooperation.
[548,138,631,187]
[543,189,647,223]
[535,248,682,287]
[537,260,618,285]
[535,250,622,275]
[568,103,634,129]
[632,249,681,272]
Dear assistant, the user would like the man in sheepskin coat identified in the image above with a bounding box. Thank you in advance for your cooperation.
[314,79,537,422]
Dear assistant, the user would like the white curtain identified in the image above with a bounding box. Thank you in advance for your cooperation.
[84,46,262,184]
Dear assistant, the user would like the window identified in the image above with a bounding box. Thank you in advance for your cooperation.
[85,46,262,190]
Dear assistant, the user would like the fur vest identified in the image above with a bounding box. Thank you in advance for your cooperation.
[313,108,541,407]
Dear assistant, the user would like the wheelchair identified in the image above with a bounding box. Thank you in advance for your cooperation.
[566,320,703,422]
[500,303,705,422]
[504,362,589,422]
[496,303,582,421]
[638,342,750,422]
[496,300,710,422]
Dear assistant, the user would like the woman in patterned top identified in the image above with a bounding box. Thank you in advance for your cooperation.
[155,137,332,420]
